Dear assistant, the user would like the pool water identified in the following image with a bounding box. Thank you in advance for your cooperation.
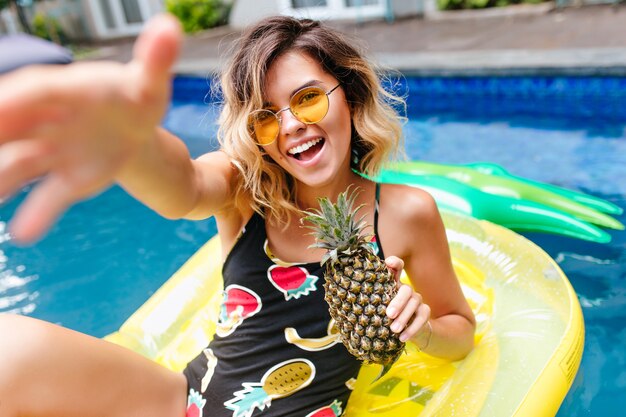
[1,76,625,416]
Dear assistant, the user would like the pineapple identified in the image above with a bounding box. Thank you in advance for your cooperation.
[302,187,405,366]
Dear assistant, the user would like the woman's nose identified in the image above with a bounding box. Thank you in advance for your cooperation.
[279,109,307,137]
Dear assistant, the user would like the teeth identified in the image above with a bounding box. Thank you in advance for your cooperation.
[288,138,322,155]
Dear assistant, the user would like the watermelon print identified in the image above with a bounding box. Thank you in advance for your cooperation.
[216,284,262,337]
[368,235,380,256]
[267,264,319,301]
[186,389,206,417]
[305,400,343,417]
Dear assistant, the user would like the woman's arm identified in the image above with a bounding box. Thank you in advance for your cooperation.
[383,185,476,361]
[116,129,236,221]
[0,15,236,243]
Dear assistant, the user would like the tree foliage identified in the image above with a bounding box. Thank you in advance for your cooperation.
[165,0,231,33]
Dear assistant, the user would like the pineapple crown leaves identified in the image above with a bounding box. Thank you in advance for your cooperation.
[301,186,375,266]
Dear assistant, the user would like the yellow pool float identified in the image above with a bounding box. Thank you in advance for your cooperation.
[105,211,584,417]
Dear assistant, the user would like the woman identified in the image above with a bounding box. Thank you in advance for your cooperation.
[0,14,475,417]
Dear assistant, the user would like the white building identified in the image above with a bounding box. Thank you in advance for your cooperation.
[1,0,422,41]
[82,0,164,39]
[230,0,423,28]
[0,0,167,39]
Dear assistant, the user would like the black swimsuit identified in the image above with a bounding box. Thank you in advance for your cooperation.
[183,186,385,417]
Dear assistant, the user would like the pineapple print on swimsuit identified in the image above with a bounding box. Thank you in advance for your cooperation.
[224,359,316,417]
[303,187,405,366]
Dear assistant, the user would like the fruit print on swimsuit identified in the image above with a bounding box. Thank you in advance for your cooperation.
[263,240,297,267]
[345,378,357,391]
[267,264,319,301]
[216,284,262,337]
[186,389,207,417]
[368,236,380,256]
[223,358,316,417]
[284,319,340,351]
[200,348,218,393]
[305,400,343,417]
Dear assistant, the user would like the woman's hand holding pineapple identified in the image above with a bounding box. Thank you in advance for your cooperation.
[385,256,432,349]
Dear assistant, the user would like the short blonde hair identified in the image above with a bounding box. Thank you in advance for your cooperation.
[217,16,405,224]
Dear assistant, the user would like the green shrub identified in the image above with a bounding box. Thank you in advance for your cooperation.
[166,0,231,33]
[32,13,68,45]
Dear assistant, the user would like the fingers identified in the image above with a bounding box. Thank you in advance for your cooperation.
[9,174,75,244]
[0,69,74,142]
[402,303,430,344]
[0,139,55,200]
[0,16,179,144]
[387,284,431,343]
[384,255,404,282]
[0,15,179,144]
[132,14,182,84]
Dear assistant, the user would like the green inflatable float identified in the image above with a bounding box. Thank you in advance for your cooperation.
[375,161,623,243]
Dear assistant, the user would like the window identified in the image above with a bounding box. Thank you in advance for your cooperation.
[98,0,116,29]
[345,0,380,5]
[89,0,157,38]
[121,0,143,24]
[292,0,328,7]
[282,0,385,20]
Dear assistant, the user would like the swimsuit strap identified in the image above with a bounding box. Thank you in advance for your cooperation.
[373,182,386,260]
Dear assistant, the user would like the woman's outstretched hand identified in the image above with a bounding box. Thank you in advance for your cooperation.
[0,14,182,244]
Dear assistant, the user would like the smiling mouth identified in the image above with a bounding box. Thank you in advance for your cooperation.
[288,138,325,161]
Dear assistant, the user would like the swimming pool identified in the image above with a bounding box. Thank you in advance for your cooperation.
[1,75,625,416]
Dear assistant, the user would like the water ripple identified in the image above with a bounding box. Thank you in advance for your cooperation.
[0,226,39,314]
[555,252,616,265]
[0,291,38,310]
[0,270,37,291]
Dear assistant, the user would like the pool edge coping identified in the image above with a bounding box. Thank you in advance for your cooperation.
[174,47,626,77]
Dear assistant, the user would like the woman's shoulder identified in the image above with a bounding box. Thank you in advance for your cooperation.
[379,182,440,225]
[373,182,450,270]
[376,182,446,258]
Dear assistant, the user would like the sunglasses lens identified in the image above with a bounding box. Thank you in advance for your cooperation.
[248,110,279,145]
[290,87,328,124]
[248,86,335,145]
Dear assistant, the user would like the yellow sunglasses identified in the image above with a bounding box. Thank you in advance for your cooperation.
[247,83,341,146]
